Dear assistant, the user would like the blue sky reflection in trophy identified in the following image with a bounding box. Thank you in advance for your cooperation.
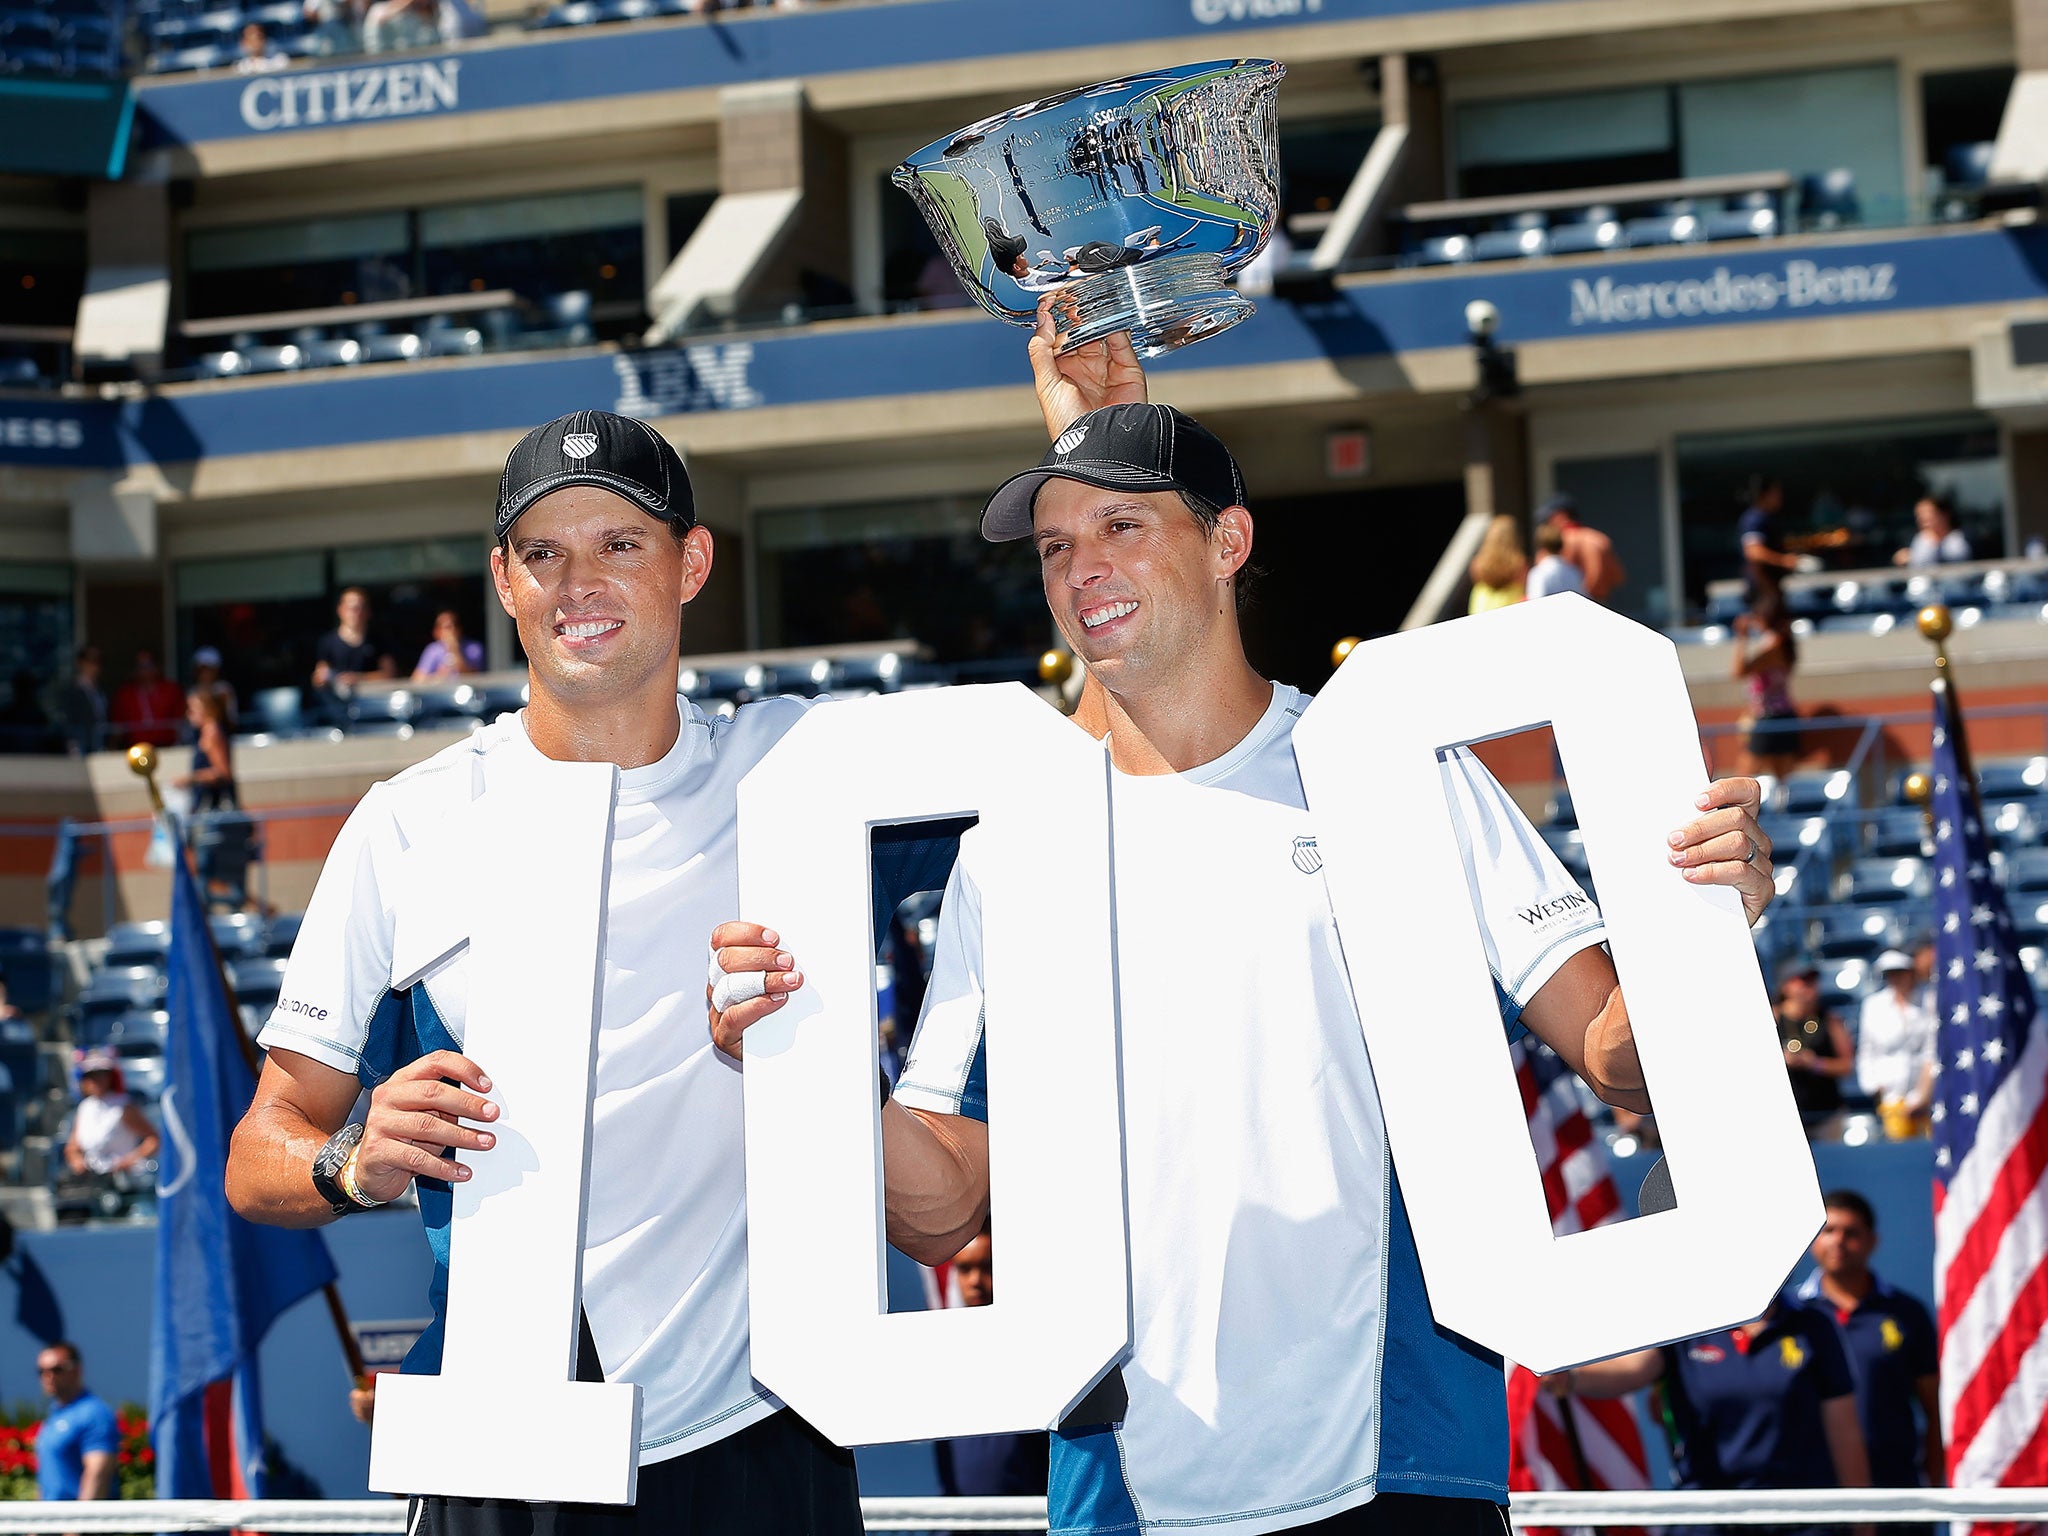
[892,59,1286,356]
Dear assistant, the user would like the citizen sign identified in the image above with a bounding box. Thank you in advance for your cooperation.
[1191,0,1321,21]
[1570,258,1898,326]
[239,59,459,132]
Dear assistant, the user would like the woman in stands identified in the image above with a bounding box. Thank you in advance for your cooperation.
[176,689,255,910]
[63,1051,158,1179]
[1733,588,1803,780]
[1466,514,1528,613]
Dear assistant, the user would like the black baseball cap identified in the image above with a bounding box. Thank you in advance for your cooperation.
[495,410,695,541]
[980,402,1247,542]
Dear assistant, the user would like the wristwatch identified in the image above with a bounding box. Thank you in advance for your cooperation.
[311,1123,383,1215]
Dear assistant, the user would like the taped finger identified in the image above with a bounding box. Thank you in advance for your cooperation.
[711,969,770,1014]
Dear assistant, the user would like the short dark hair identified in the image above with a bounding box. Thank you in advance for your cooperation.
[1742,474,1781,505]
[338,585,369,604]
[1824,1188,1876,1231]
[1178,488,1260,615]
[1922,490,1957,521]
[42,1340,80,1367]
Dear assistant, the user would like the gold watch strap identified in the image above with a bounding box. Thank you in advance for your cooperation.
[336,1144,384,1209]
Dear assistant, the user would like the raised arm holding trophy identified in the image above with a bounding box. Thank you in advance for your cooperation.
[229,57,1814,1536]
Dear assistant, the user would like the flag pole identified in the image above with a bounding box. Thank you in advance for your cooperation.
[126,745,370,1392]
[1916,605,1983,822]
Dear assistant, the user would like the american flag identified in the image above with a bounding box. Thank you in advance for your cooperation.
[1506,1036,1650,1523]
[1928,678,2048,1505]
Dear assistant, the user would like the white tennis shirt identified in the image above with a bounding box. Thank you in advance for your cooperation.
[258,695,811,1465]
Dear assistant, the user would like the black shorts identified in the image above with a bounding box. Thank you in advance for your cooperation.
[1747,715,1803,758]
[1289,1493,1512,1536]
[407,1409,862,1536]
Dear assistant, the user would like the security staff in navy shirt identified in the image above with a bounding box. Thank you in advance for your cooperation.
[1561,1291,1868,1532]
[1796,1190,1943,1489]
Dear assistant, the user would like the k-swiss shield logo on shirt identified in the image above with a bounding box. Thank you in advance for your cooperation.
[1291,835,1323,874]
[563,432,600,460]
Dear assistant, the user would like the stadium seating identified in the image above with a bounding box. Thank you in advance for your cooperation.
[101,919,169,970]
[176,292,598,382]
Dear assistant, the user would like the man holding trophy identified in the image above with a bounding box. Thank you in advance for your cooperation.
[714,60,1779,1536]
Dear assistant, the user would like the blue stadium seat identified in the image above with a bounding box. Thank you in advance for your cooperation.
[0,927,53,1017]
[1841,856,1930,905]
[1809,905,1903,960]
[527,290,595,347]
[303,338,363,368]
[1799,168,1860,229]
[193,350,249,379]
[1472,218,1548,262]
[349,689,421,729]
[825,653,907,695]
[112,1036,166,1103]
[359,332,425,364]
[1824,955,1874,998]
[447,680,528,719]
[262,912,302,959]
[2007,847,2048,895]
[102,920,170,970]
[423,325,484,357]
[1545,216,1622,256]
[1862,807,1929,859]
[1985,798,2045,853]
[1704,205,1778,241]
[1761,812,1833,871]
[1540,826,1589,880]
[1946,141,1997,191]
[227,956,287,1020]
[150,36,236,68]
[1414,235,1473,266]
[209,911,265,959]
[1980,757,2048,800]
[1982,567,2048,607]
[1622,211,1704,248]
[1778,769,1854,816]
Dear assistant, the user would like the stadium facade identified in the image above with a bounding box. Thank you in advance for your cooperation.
[4,0,2048,920]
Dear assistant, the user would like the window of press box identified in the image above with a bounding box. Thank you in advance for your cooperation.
[183,188,645,324]
[879,171,960,310]
[1921,67,2014,185]
[1454,64,1903,223]
[175,540,490,695]
[755,497,1048,664]
[0,229,87,329]
[1277,116,1381,226]
[1675,413,2008,613]
[0,563,75,755]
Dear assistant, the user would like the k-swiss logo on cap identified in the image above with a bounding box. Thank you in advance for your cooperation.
[1052,427,1088,457]
[562,433,600,460]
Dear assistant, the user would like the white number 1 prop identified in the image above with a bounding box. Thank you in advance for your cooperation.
[738,684,1128,1447]
[368,754,643,1505]
[1293,594,1820,1374]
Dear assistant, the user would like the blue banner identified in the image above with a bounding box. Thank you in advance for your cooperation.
[149,844,339,1498]
[135,0,1548,148]
[14,225,2047,472]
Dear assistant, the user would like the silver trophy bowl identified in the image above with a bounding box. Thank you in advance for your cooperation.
[892,59,1285,357]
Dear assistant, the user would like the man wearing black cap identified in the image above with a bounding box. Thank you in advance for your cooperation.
[226,410,865,1534]
[712,310,1780,1535]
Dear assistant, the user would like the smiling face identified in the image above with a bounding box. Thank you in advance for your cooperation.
[490,487,711,711]
[1030,478,1250,695]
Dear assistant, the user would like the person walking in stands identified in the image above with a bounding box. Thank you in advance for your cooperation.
[1525,521,1585,600]
[1732,589,1802,780]
[110,649,186,750]
[190,645,239,730]
[1795,1190,1942,1494]
[35,1343,120,1502]
[1466,515,1527,614]
[1739,476,1803,599]
[1536,495,1625,605]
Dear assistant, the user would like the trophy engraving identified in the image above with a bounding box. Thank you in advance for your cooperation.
[892,59,1286,357]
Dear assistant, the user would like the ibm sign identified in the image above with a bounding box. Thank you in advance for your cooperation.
[239,59,460,132]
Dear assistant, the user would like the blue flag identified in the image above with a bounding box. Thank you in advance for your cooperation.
[150,847,338,1498]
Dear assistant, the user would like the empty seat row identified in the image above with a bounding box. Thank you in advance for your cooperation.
[188,294,596,382]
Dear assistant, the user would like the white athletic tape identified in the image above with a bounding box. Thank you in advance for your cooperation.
[9,1491,2048,1533]
[711,967,770,1014]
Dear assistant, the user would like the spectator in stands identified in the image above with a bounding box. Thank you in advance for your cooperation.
[1732,589,1802,780]
[1524,521,1585,600]
[63,1051,158,1178]
[363,0,438,52]
[190,645,239,731]
[437,0,486,38]
[109,649,186,751]
[1776,960,1855,1133]
[47,647,105,758]
[1537,495,1625,604]
[1856,950,1936,1141]
[234,19,288,70]
[1795,1190,1942,1493]
[34,1342,120,1502]
[932,1227,1050,1516]
[1,668,52,754]
[1466,514,1527,614]
[1894,493,1972,568]
[311,587,396,696]
[1739,475,1804,599]
[411,609,485,682]
[302,0,366,55]
[1555,1290,1869,1496]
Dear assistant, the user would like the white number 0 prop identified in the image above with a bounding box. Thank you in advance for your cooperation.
[368,753,643,1504]
[1294,595,1820,1373]
[738,685,1128,1447]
